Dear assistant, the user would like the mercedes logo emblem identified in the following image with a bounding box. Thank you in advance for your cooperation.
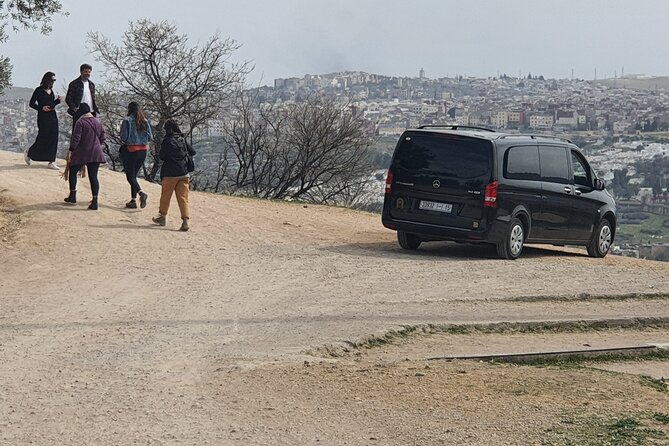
[432,180,441,189]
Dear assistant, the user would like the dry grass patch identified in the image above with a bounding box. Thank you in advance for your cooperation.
[207,359,669,445]
[0,191,20,243]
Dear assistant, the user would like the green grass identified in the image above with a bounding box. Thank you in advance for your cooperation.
[653,413,669,424]
[347,320,669,347]
[320,319,669,358]
[617,213,669,244]
[544,412,669,445]
[639,375,668,393]
[507,292,669,303]
[501,350,669,368]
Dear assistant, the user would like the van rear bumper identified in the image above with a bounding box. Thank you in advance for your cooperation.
[382,216,507,244]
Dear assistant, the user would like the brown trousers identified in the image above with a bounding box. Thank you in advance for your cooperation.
[159,177,190,219]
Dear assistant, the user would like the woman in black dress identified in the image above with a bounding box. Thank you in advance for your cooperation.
[25,72,62,170]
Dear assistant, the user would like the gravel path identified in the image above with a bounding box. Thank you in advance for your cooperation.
[1,150,668,444]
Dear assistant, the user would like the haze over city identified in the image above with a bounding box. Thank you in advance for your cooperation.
[3,0,669,89]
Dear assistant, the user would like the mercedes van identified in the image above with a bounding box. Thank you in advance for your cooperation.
[381,126,616,259]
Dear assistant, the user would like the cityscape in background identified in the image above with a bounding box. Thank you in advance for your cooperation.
[1,70,668,259]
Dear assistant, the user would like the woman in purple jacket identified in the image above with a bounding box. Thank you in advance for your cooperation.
[64,103,106,210]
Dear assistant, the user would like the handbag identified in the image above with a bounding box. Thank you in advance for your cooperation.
[119,144,129,163]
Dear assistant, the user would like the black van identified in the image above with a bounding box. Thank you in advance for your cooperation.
[381,126,616,259]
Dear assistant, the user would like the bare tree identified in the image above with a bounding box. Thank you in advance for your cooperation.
[87,19,250,181]
[222,91,289,197]
[0,0,67,93]
[280,97,374,202]
[190,148,230,193]
[221,94,375,204]
[95,88,126,172]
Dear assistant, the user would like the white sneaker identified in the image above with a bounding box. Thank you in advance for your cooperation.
[47,162,60,171]
[23,150,31,166]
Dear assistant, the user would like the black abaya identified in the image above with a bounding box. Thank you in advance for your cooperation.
[27,87,60,162]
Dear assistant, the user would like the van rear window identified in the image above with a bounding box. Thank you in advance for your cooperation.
[394,133,493,180]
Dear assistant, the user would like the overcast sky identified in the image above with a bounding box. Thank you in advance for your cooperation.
[3,0,669,90]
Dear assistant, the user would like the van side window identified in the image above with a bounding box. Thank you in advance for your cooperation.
[504,146,540,180]
[539,146,570,184]
[571,151,592,187]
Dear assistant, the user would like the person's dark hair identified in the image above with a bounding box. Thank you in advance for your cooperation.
[40,71,56,89]
[80,63,92,72]
[127,101,148,132]
[78,103,91,115]
[164,119,182,135]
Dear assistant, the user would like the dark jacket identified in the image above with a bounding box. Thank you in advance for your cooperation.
[29,87,60,113]
[159,133,195,179]
[69,116,106,166]
[65,77,99,116]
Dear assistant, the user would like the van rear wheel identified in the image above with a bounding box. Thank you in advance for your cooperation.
[397,231,421,250]
[497,217,524,260]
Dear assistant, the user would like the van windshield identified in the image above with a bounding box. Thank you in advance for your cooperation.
[394,132,493,183]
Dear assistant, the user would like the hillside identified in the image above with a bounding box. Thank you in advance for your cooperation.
[594,75,669,91]
[1,149,669,444]
[0,86,33,101]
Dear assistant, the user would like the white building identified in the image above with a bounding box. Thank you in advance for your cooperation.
[491,111,509,128]
[529,114,554,129]
[205,119,225,137]
[411,103,439,115]
[613,121,632,133]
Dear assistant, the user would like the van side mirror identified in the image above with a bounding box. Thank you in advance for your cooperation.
[594,178,606,190]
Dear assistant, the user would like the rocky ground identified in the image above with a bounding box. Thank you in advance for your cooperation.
[0,150,668,445]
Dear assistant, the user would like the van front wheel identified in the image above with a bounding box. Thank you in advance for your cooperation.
[586,219,612,258]
[497,217,524,260]
[398,231,422,250]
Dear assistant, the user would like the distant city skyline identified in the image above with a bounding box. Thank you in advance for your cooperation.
[2,0,669,90]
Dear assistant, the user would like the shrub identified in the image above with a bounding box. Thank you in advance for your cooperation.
[623,212,650,220]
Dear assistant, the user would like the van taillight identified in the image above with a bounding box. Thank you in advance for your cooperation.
[484,181,498,207]
[385,169,394,194]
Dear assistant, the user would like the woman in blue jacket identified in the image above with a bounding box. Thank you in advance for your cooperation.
[120,101,152,209]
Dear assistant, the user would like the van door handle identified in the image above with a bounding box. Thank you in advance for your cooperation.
[574,188,582,196]
[564,186,572,194]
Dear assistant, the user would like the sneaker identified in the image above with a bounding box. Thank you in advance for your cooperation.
[125,200,137,209]
[179,218,189,232]
[152,214,166,226]
[139,191,148,209]
[23,150,31,166]
[47,162,60,171]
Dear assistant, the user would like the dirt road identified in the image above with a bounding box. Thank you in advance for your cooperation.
[1,150,668,445]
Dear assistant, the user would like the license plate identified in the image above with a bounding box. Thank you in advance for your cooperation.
[419,200,453,213]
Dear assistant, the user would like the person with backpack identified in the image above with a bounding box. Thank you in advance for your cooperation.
[152,119,195,231]
[120,101,152,209]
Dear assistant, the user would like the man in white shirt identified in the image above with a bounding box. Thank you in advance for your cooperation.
[65,63,100,130]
